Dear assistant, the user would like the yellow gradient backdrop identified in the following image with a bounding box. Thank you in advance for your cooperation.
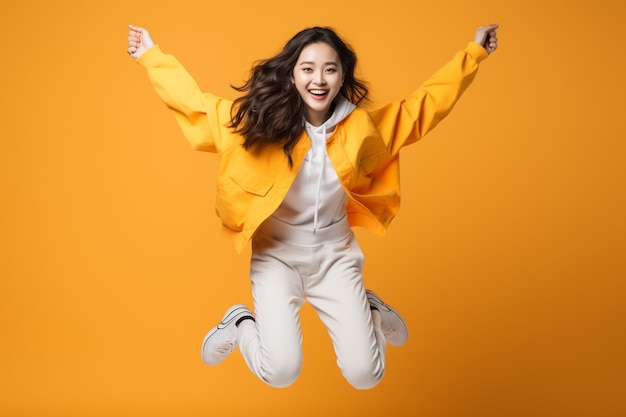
[1,1,625,416]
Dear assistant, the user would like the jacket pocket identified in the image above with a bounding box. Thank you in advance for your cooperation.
[229,170,274,196]
[215,170,274,231]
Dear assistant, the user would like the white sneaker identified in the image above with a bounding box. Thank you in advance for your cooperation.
[366,290,408,346]
[201,304,254,366]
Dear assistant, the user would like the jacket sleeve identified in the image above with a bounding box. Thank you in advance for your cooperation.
[368,41,488,157]
[136,46,234,153]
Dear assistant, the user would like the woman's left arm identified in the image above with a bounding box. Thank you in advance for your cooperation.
[369,24,499,156]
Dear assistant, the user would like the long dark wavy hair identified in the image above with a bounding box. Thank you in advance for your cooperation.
[228,26,369,167]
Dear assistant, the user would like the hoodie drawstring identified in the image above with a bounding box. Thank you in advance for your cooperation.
[311,124,327,234]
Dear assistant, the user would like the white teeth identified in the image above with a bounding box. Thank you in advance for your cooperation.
[309,90,327,95]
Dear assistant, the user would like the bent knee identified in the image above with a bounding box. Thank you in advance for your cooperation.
[262,358,302,388]
[342,363,385,390]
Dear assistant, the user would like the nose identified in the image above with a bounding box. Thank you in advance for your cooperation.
[313,70,326,85]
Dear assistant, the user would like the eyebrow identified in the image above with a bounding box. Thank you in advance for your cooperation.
[297,61,339,66]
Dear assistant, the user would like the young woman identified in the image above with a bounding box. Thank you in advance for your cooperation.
[127,23,499,389]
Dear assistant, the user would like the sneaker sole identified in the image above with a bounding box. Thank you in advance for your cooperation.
[201,304,252,365]
[366,290,408,346]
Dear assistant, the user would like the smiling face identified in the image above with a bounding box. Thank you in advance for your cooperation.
[292,42,344,126]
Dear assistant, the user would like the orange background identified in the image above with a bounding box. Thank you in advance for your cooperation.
[1,1,625,416]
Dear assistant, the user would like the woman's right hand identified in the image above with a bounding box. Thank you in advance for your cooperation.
[127,25,155,59]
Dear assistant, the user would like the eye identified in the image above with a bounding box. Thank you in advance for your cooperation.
[302,67,313,73]
[325,67,337,73]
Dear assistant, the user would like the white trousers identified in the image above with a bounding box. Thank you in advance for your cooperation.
[237,226,387,389]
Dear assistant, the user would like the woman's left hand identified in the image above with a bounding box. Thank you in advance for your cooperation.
[474,24,499,54]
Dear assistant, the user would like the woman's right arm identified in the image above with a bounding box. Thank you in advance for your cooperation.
[127,26,233,153]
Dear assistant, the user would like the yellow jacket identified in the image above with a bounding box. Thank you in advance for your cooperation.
[138,42,488,253]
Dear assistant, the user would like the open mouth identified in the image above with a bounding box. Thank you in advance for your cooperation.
[309,89,328,98]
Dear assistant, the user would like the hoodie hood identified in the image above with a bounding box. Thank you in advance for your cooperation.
[303,97,356,234]
[305,96,357,135]
[263,96,357,243]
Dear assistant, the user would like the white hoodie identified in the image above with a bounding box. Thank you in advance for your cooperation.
[259,97,357,246]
